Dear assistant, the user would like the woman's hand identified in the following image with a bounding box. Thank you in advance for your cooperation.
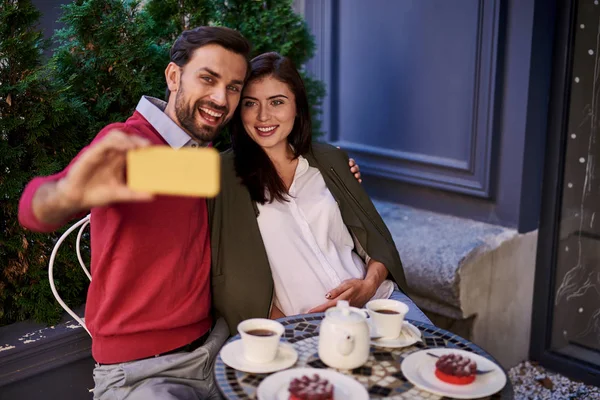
[307,278,378,313]
[307,260,388,313]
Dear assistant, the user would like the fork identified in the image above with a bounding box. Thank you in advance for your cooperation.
[426,352,495,375]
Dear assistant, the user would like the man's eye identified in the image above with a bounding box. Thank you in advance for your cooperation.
[202,76,213,83]
[228,86,240,92]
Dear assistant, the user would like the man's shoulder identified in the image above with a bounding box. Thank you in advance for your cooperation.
[95,113,160,143]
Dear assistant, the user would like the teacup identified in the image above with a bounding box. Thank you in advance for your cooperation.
[366,299,409,339]
[237,318,284,364]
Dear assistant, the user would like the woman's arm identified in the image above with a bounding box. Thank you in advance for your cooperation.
[362,259,389,292]
[269,304,286,319]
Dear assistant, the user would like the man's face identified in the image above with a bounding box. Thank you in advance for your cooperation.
[166,44,247,143]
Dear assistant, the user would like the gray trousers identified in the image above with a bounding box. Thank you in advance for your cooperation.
[92,318,229,400]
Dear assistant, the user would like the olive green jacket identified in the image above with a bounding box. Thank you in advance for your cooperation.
[207,142,408,335]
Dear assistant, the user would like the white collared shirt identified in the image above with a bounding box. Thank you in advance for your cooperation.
[135,96,202,149]
[257,156,394,316]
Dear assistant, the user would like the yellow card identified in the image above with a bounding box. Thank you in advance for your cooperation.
[127,146,220,198]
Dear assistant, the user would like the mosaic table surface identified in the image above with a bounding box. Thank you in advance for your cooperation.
[214,313,513,400]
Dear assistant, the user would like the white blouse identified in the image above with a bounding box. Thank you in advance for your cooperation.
[256,156,394,316]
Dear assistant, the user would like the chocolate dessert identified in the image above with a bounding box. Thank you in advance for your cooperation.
[288,374,334,400]
[434,353,477,385]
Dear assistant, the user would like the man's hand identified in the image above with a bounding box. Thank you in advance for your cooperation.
[33,130,154,225]
[338,146,362,183]
[58,130,153,208]
[307,278,378,313]
[349,158,362,183]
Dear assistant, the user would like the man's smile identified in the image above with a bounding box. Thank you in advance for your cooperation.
[198,106,225,125]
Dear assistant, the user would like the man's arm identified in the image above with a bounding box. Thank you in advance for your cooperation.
[19,130,154,232]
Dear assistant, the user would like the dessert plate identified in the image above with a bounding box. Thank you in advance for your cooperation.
[257,367,368,400]
[400,348,507,399]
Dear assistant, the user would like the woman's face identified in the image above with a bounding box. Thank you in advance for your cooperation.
[240,75,297,152]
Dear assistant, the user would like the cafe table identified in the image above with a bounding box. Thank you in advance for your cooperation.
[214,313,514,400]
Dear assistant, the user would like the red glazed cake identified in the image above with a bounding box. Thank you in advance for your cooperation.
[434,353,477,385]
[288,374,334,400]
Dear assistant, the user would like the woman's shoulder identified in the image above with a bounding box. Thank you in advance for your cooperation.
[310,141,340,155]
[219,148,235,166]
[217,148,238,185]
[219,147,234,159]
[312,142,348,163]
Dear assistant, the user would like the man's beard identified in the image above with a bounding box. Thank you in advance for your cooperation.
[174,89,230,143]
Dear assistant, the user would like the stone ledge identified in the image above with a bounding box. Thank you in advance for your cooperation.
[374,200,537,368]
[374,200,517,316]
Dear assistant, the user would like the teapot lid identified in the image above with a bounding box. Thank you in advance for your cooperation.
[325,300,366,324]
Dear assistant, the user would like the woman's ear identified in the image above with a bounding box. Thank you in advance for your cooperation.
[165,62,181,93]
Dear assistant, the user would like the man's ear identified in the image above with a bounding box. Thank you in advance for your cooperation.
[165,62,181,93]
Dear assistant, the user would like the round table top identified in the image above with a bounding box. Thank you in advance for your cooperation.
[214,313,513,400]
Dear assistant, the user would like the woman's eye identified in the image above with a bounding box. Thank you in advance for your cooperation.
[272,100,284,106]
[243,101,256,107]
[202,76,213,83]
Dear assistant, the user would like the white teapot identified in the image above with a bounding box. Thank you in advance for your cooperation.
[318,300,370,369]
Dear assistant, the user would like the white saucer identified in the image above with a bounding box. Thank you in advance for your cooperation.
[220,340,298,374]
[370,321,422,348]
[257,367,368,400]
[400,348,507,399]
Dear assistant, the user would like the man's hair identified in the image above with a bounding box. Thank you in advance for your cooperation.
[231,52,312,205]
[165,26,252,98]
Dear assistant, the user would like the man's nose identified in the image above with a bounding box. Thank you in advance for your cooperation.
[209,87,227,107]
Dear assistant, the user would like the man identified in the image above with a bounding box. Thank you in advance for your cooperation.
[19,26,249,400]
[19,26,362,399]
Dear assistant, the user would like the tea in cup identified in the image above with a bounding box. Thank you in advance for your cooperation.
[366,299,409,339]
[237,318,284,363]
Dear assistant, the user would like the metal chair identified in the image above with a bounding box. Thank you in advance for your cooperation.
[48,214,92,337]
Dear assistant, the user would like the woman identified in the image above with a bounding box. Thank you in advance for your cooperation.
[209,52,431,333]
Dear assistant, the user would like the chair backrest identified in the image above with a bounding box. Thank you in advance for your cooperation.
[48,214,92,337]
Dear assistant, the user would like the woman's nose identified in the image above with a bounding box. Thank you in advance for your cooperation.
[257,107,269,121]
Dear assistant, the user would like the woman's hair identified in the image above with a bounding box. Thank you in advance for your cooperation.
[231,52,312,204]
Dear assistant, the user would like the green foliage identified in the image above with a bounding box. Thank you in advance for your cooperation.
[1,0,326,327]
[144,0,213,44]
[51,0,170,135]
[0,0,90,325]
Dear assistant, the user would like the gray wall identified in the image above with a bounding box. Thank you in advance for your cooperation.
[304,0,555,231]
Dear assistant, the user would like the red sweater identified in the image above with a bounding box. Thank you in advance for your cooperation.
[18,112,212,363]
